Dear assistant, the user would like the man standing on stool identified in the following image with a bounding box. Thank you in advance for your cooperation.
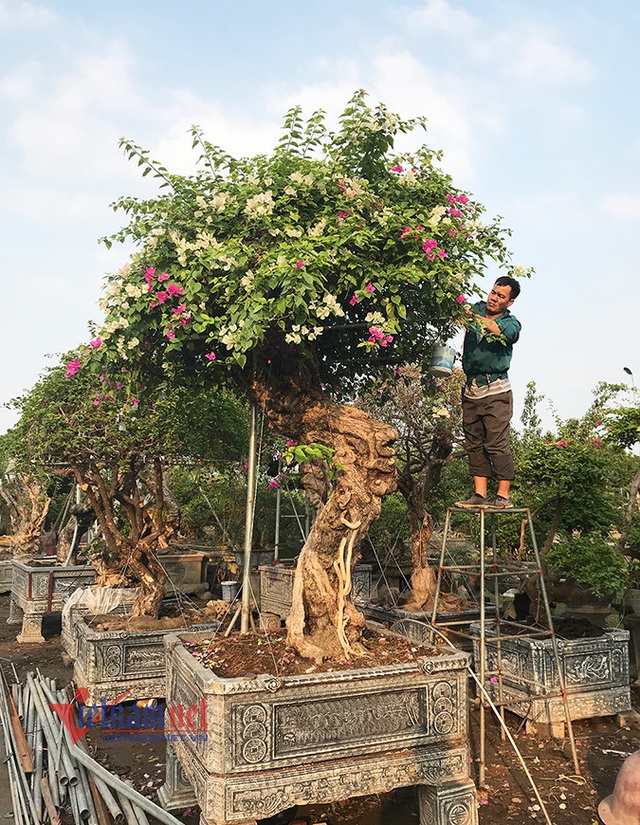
[456,276,521,509]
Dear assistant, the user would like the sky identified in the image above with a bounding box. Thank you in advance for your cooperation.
[1,0,639,434]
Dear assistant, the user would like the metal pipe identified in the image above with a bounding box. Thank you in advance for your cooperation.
[0,671,40,824]
[26,673,72,786]
[478,507,487,789]
[67,740,185,825]
[125,780,151,825]
[428,623,554,825]
[33,724,44,819]
[526,509,581,776]
[117,791,140,825]
[91,772,125,823]
[35,676,79,787]
[241,403,258,633]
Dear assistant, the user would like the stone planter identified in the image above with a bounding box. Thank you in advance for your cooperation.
[471,621,631,729]
[61,588,139,662]
[8,559,97,643]
[0,558,14,594]
[8,552,207,644]
[259,563,372,628]
[158,628,477,825]
[73,615,221,703]
[161,551,208,595]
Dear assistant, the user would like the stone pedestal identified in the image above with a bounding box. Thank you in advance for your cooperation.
[163,627,475,825]
[157,744,197,810]
[419,780,478,825]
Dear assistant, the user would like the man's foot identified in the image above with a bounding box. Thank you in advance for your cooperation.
[455,493,488,509]
[484,495,514,509]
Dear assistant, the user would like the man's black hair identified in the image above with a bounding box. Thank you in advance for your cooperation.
[494,275,521,300]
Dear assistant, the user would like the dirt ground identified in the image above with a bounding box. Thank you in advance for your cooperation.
[1,592,638,825]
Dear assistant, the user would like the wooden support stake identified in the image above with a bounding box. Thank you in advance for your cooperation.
[40,776,61,825]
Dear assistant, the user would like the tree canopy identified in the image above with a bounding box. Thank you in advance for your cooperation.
[79,90,527,398]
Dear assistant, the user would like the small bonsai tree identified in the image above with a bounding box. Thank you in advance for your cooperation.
[83,91,524,661]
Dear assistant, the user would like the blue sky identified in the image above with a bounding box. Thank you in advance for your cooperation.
[1,0,639,434]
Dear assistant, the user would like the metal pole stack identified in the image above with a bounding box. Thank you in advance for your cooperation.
[0,669,185,825]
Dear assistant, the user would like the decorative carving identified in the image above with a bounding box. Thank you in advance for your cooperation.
[274,689,425,755]
[100,644,123,678]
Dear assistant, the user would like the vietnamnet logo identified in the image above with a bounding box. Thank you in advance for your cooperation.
[50,687,208,743]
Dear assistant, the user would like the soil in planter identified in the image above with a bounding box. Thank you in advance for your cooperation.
[88,601,228,632]
[183,625,446,678]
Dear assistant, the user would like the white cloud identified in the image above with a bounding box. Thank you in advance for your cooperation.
[406,0,477,37]
[0,0,56,29]
[601,193,640,220]
[510,34,592,86]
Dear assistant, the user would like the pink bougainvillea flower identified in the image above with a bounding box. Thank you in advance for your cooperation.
[337,209,352,221]
[595,420,601,427]
[448,207,462,218]
[149,300,158,308]
[400,226,413,239]
[295,261,305,268]
[205,351,216,361]
[178,316,190,327]
[166,283,184,296]
[349,294,358,306]
[166,329,176,339]
[268,479,280,489]
[172,304,187,315]
[422,239,437,251]
[449,229,457,237]
[65,359,81,378]
[390,164,404,173]
[456,194,469,204]
[156,291,168,304]
[89,336,102,349]
[115,381,122,390]
[439,249,448,259]
[456,294,467,304]
[157,272,170,282]
[131,398,139,408]
[446,194,456,203]
[365,282,375,293]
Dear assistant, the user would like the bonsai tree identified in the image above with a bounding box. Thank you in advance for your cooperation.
[12,357,246,617]
[84,91,523,661]
[358,364,466,610]
[0,428,51,554]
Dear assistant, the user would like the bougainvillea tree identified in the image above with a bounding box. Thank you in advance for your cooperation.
[82,91,524,661]
[358,365,466,611]
[12,358,246,617]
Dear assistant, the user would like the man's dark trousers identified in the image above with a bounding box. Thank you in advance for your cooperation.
[462,391,515,480]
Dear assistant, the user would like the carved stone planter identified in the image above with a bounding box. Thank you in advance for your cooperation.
[259,563,372,627]
[162,551,208,595]
[61,588,139,662]
[471,622,631,727]
[0,559,13,594]
[73,616,221,704]
[158,628,477,825]
[8,559,97,643]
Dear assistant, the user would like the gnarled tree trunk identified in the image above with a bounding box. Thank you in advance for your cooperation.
[0,473,51,554]
[251,355,397,663]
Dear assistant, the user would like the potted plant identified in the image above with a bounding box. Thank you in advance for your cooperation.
[75,91,525,821]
